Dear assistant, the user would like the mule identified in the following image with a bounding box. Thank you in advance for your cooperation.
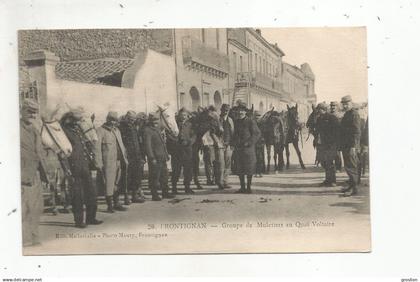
[33,115,73,215]
[279,104,306,170]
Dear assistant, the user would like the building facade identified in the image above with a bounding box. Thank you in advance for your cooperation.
[282,62,316,120]
[19,28,316,121]
[227,28,317,121]
[228,28,290,113]
[173,28,229,111]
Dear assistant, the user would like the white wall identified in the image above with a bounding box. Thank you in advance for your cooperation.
[45,49,178,127]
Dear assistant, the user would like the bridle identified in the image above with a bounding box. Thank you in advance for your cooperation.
[40,119,66,156]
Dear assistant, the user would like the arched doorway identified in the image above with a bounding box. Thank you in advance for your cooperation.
[190,86,200,110]
[214,91,222,109]
[259,101,264,113]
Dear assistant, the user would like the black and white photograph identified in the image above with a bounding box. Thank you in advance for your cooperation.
[2,0,420,280]
[18,27,369,255]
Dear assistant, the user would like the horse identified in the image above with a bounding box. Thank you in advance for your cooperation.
[189,107,224,188]
[259,109,288,172]
[306,104,322,166]
[32,112,74,215]
[279,104,306,170]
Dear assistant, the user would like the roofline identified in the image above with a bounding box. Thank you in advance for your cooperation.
[228,38,250,53]
[246,28,285,57]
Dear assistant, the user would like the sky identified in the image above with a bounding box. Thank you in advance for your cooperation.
[261,27,368,104]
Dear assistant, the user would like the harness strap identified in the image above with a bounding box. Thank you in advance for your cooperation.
[43,123,65,155]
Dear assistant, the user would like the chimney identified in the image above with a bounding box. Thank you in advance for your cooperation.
[23,50,60,116]
[256,29,261,35]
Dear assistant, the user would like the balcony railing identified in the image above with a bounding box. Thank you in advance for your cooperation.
[182,36,229,76]
[235,71,282,93]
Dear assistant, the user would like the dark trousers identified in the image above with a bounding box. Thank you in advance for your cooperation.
[192,143,201,185]
[335,151,343,170]
[148,160,169,196]
[21,176,43,246]
[203,146,215,183]
[213,147,225,186]
[322,159,336,184]
[124,162,143,192]
[256,145,265,174]
[71,169,97,224]
[342,148,359,186]
[171,150,193,189]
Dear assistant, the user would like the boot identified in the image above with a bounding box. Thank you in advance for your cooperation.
[113,193,127,211]
[124,192,131,205]
[152,193,162,201]
[184,184,195,194]
[172,182,178,195]
[131,190,145,203]
[246,175,252,194]
[194,177,203,190]
[106,196,114,213]
[235,176,246,194]
[162,191,175,199]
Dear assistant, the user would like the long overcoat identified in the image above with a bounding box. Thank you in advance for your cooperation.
[232,117,261,175]
[96,124,128,195]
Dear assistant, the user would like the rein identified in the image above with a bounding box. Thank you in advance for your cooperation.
[41,122,66,155]
[82,126,95,135]
[159,110,177,138]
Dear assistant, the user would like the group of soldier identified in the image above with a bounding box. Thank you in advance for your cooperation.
[20,94,368,247]
[313,95,369,197]
[20,98,264,246]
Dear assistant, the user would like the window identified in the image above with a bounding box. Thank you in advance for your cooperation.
[201,28,206,43]
[259,57,262,73]
[216,29,220,50]
[180,92,186,108]
[232,51,237,74]
[203,93,210,107]
[249,52,253,71]
[239,55,243,72]
[255,53,257,72]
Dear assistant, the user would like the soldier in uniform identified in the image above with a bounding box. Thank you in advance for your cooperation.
[143,113,175,201]
[171,108,196,195]
[254,111,265,178]
[208,106,225,190]
[61,109,103,228]
[232,103,261,194]
[20,99,48,246]
[330,101,343,171]
[202,130,215,185]
[340,95,361,196]
[119,111,146,203]
[96,111,128,213]
[220,104,234,188]
[315,102,341,187]
[135,112,148,200]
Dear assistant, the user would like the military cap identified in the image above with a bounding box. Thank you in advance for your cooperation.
[316,102,328,111]
[106,111,119,122]
[207,105,217,112]
[22,99,39,113]
[178,107,189,114]
[341,95,352,103]
[148,112,160,121]
[71,108,85,120]
[126,110,137,121]
[236,101,247,111]
[136,112,147,120]
[221,104,230,111]
[330,101,339,106]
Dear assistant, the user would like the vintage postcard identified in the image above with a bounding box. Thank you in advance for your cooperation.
[18,27,370,255]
